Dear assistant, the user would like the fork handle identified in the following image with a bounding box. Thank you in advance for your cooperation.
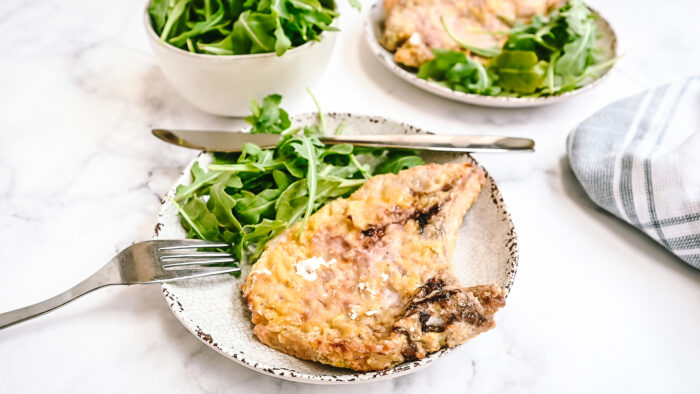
[0,260,123,330]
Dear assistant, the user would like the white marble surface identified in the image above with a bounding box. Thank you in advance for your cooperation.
[0,0,699,392]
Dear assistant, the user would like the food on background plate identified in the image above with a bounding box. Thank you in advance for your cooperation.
[380,0,616,97]
[170,94,425,269]
[243,162,505,371]
[147,0,359,56]
[381,0,563,68]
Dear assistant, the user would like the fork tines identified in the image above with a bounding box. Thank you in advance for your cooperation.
[157,240,237,271]
[157,239,231,251]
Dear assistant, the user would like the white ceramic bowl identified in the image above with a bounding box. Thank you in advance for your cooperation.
[144,10,337,117]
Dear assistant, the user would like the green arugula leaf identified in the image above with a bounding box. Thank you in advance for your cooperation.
[271,0,290,18]
[241,142,263,157]
[238,219,287,263]
[375,155,425,175]
[148,0,169,32]
[306,87,326,134]
[245,94,291,134]
[492,50,548,94]
[349,154,370,179]
[554,20,596,77]
[182,198,222,240]
[318,163,360,178]
[290,136,319,235]
[273,16,292,55]
[168,196,205,240]
[418,49,499,95]
[209,179,243,231]
[272,169,292,189]
[175,162,221,202]
[315,176,365,200]
[207,163,269,173]
[168,0,226,47]
[226,175,243,188]
[281,159,305,178]
[231,11,276,54]
[196,35,236,55]
[233,190,278,224]
[560,0,592,35]
[275,179,308,222]
[159,0,193,41]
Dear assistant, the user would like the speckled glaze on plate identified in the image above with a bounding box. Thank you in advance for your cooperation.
[154,114,518,384]
[364,1,618,108]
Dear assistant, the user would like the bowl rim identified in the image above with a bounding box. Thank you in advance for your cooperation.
[143,4,334,60]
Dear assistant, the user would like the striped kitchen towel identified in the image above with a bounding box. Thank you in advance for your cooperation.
[567,77,700,269]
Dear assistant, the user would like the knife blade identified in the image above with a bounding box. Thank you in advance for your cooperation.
[152,129,535,153]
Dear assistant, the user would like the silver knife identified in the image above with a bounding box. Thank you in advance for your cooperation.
[152,129,535,153]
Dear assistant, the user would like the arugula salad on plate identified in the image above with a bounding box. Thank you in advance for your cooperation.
[374,0,617,101]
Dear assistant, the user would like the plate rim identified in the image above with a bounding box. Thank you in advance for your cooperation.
[154,112,519,384]
[363,1,619,108]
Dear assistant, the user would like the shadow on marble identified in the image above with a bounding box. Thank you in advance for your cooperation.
[558,156,700,280]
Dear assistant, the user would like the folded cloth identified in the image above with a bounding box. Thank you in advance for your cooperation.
[567,77,700,269]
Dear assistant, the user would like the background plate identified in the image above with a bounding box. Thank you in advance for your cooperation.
[364,1,618,108]
[154,114,518,384]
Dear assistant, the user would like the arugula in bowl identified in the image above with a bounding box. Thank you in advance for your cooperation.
[169,94,425,271]
[148,0,359,56]
[417,0,616,97]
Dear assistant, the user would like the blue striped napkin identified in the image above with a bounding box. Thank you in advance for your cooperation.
[567,77,700,269]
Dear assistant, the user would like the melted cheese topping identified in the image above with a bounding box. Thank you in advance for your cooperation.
[294,256,336,281]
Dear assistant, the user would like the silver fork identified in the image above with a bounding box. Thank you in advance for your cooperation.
[0,239,238,330]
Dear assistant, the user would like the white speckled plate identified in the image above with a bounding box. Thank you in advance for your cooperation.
[154,114,518,384]
[364,1,618,108]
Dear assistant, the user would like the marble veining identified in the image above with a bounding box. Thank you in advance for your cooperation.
[1,0,700,393]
